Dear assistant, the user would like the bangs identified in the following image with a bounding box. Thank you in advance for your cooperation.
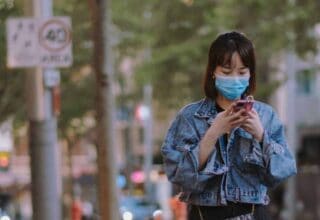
[215,39,238,67]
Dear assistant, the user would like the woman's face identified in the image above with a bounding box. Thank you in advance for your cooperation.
[213,52,250,78]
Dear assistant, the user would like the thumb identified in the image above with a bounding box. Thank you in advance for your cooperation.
[250,108,259,116]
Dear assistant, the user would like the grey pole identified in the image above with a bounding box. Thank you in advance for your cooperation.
[283,52,297,220]
[143,84,153,201]
[124,103,134,194]
[24,0,61,219]
[29,116,61,220]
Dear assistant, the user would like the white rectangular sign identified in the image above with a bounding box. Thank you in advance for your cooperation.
[6,17,72,68]
[6,18,39,67]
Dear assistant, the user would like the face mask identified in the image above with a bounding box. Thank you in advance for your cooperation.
[215,75,249,100]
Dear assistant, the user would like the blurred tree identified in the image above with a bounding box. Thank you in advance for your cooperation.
[54,1,96,219]
[0,3,25,125]
[54,0,95,137]
[1,0,319,131]
[112,0,320,114]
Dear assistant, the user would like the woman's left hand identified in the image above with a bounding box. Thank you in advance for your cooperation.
[241,108,264,142]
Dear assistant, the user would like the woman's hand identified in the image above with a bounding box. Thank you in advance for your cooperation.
[207,103,248,138]
[241,108,264,142]
[199,103,248,169]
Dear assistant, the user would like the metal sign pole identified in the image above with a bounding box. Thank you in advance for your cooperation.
[24,0,61,219]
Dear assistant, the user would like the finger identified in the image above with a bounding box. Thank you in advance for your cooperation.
[225,103,237,115]
[243,118,254,124]
[231,116,248,124]
[240,124,253,133]
[241,123,251,129]
[246,110,257,119]
[240,124,249,131]
[248,108,259,117]
[230,116,248,127]
[229,109,247,120]
[251,108,258,114]
[229,116,248,127]
[240,126,252,134]
[241,119,254,126]
[232,121,249,128]
[232,114,250,123]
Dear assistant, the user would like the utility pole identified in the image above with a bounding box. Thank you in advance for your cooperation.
[89,0,120,219]
[24,0,61,219]
[143,84,153,201]
[124,103,134,194]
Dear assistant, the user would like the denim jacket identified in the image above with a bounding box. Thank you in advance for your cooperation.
[161,98,297,206]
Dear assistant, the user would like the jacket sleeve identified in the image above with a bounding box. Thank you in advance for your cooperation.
[244,109,297,188]
[161,113,227,192]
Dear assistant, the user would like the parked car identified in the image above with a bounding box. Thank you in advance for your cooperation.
[119,196,161,220]
[0,209,10,220]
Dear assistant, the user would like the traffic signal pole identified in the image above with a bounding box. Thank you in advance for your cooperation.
[24,0,61,219]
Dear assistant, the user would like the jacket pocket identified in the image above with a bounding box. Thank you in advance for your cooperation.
[237,136,265,168]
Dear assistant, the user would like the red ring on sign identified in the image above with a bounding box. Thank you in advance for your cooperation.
[38,19,72,52]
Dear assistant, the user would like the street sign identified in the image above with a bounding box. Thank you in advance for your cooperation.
[6,18,39,67]
[6,17,72,68]
[43,69,60,87]
[38,17,72,67]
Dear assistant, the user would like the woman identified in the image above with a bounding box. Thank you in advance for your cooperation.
[161,31,297,220]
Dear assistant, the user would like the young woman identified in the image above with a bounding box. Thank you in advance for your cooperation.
[161,31,297,220]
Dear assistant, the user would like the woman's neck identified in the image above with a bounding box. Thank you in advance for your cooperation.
[216,94,235,110]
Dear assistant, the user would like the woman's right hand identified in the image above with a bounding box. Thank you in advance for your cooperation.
[199,103,248,169]
[207,103,248,138]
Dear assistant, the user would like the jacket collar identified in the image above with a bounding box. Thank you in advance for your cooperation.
[194,98,217,119]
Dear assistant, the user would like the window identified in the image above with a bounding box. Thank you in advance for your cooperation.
[296,68,316,95]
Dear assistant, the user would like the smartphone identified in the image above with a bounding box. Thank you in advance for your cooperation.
[233,96,254,112]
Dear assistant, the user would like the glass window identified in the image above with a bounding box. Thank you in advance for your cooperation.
[296,68,316,95]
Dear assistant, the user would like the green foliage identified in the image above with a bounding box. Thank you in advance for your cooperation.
[1,0,320,136]
[0,0,14,10]
[0,3,25,127]
[54,0,95,139]
[115,0,320,111]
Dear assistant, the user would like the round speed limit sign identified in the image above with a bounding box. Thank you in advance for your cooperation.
[38,19,72,52]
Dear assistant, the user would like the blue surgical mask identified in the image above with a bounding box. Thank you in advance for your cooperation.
[215,75,249,100]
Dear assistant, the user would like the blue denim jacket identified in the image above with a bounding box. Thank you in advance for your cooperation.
[161,98,297,206]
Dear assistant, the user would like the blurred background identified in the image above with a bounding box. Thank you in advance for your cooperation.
[0,0,320,219]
